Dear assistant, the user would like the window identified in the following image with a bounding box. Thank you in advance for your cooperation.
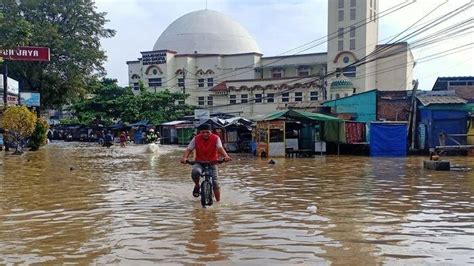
[207,78,213,87]
[298,69,310,77]
[351,0,356,7]
[178,100,185,105]
[270,129,284,142]
[255,93,262,103]
[198,96,205,106]
[152,69,158,75]
[295,92,303,102]
[198,78,205,87]
[336,93,341,99]
[230,95,236,104]
[282,92,289,102]
[350,9,356,20]
[343,66,356,77]
[350,39,356,50]
[133,82,139,91]
[338,40,343,51]
[178,78,184,88]
[310,91,319,101]
[207,96,213,106]
[266,93,275,103]
[148,78,161,87]
[450,81,467,86]
[350,26,356,38]
[338,10,344,21]
[338,27,344,39]
[271,69,283,78]
[338,0,344,8]
[241,94,248,103]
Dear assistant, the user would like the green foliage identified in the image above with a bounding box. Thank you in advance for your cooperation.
[29,118,49,151]
[0,0,116,108]
[70,79,194,125]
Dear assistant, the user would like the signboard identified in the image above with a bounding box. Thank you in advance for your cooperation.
[5,95,18,106]
[0,75,19,95]
[20,92,41,107]
[0,46,50,62]
[194,109,210,120]
[141,50,167,65]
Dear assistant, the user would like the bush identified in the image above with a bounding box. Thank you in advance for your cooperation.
[0,106,37,154]
[29,117,49,151]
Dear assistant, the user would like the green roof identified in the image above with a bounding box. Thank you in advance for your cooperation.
[259,109,343,122]
[330,79,353,90]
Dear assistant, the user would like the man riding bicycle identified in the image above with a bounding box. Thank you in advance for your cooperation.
[180,123,231,202]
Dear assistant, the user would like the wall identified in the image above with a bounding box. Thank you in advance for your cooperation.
[377,91,412,121]
[323,90,377,122]
[375,43,414,91]
[418,109,468,149]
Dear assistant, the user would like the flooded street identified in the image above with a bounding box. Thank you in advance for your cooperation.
[0,142,473,264]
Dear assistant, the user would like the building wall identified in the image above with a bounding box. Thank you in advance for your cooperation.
[327,0,379,96]
[323,90,377,122]
[127,50,325,117]
[377,91,411,121]
[375,43,414,91]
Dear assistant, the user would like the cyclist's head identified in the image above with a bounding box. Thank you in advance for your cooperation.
[198,123,212,139]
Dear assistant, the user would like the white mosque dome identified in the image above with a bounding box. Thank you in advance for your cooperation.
[153,10,261,55]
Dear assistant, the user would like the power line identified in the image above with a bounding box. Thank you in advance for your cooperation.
[175,1,417,88]
[207,42,473,109]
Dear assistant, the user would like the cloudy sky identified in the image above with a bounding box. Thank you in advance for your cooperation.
[96,0,473,90]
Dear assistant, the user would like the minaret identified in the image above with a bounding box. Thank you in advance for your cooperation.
[327,0,379,99]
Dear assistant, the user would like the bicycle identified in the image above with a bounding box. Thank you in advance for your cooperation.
[186,159,224,208]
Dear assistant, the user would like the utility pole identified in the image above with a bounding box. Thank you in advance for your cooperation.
[2,60,8,107]
[182,67,186,95]
[409,80,419,150]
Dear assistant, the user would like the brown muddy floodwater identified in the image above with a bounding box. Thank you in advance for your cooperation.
[0,142,473,264]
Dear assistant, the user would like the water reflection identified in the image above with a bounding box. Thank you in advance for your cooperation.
[0,142,473,264]
[186,208,228,262]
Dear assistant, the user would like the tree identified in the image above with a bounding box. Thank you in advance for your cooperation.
[0,0,116,108]
[0,106,37,154]
[69,79,194,125]
[28,117,49,151]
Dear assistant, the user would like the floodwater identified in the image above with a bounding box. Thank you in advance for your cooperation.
[0,142,473,265]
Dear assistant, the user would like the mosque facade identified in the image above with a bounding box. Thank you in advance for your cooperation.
[127,0,414,118]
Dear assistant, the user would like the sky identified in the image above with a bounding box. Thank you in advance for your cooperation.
[95,0,473,90]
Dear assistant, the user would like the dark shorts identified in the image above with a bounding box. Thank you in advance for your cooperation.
[191,163,219,189]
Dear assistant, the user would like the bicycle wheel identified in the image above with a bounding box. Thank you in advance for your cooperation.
[200,180,213,207]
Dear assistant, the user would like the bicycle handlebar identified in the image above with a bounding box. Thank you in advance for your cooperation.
[185,159,225,165]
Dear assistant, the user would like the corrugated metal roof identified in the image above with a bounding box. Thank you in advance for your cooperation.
[160,120,190,126]
[417,96,467,106]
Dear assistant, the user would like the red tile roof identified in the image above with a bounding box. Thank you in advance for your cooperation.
[209,81,228,92]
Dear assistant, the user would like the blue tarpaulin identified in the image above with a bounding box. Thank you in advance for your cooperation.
[370,123,408,157]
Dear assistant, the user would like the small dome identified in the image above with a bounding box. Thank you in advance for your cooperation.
[153,10,260,55]
[330,76,354,90]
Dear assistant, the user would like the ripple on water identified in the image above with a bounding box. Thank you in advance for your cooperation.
[0,143,473,264]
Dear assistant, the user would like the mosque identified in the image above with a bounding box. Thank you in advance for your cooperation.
[127,0,414,118]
